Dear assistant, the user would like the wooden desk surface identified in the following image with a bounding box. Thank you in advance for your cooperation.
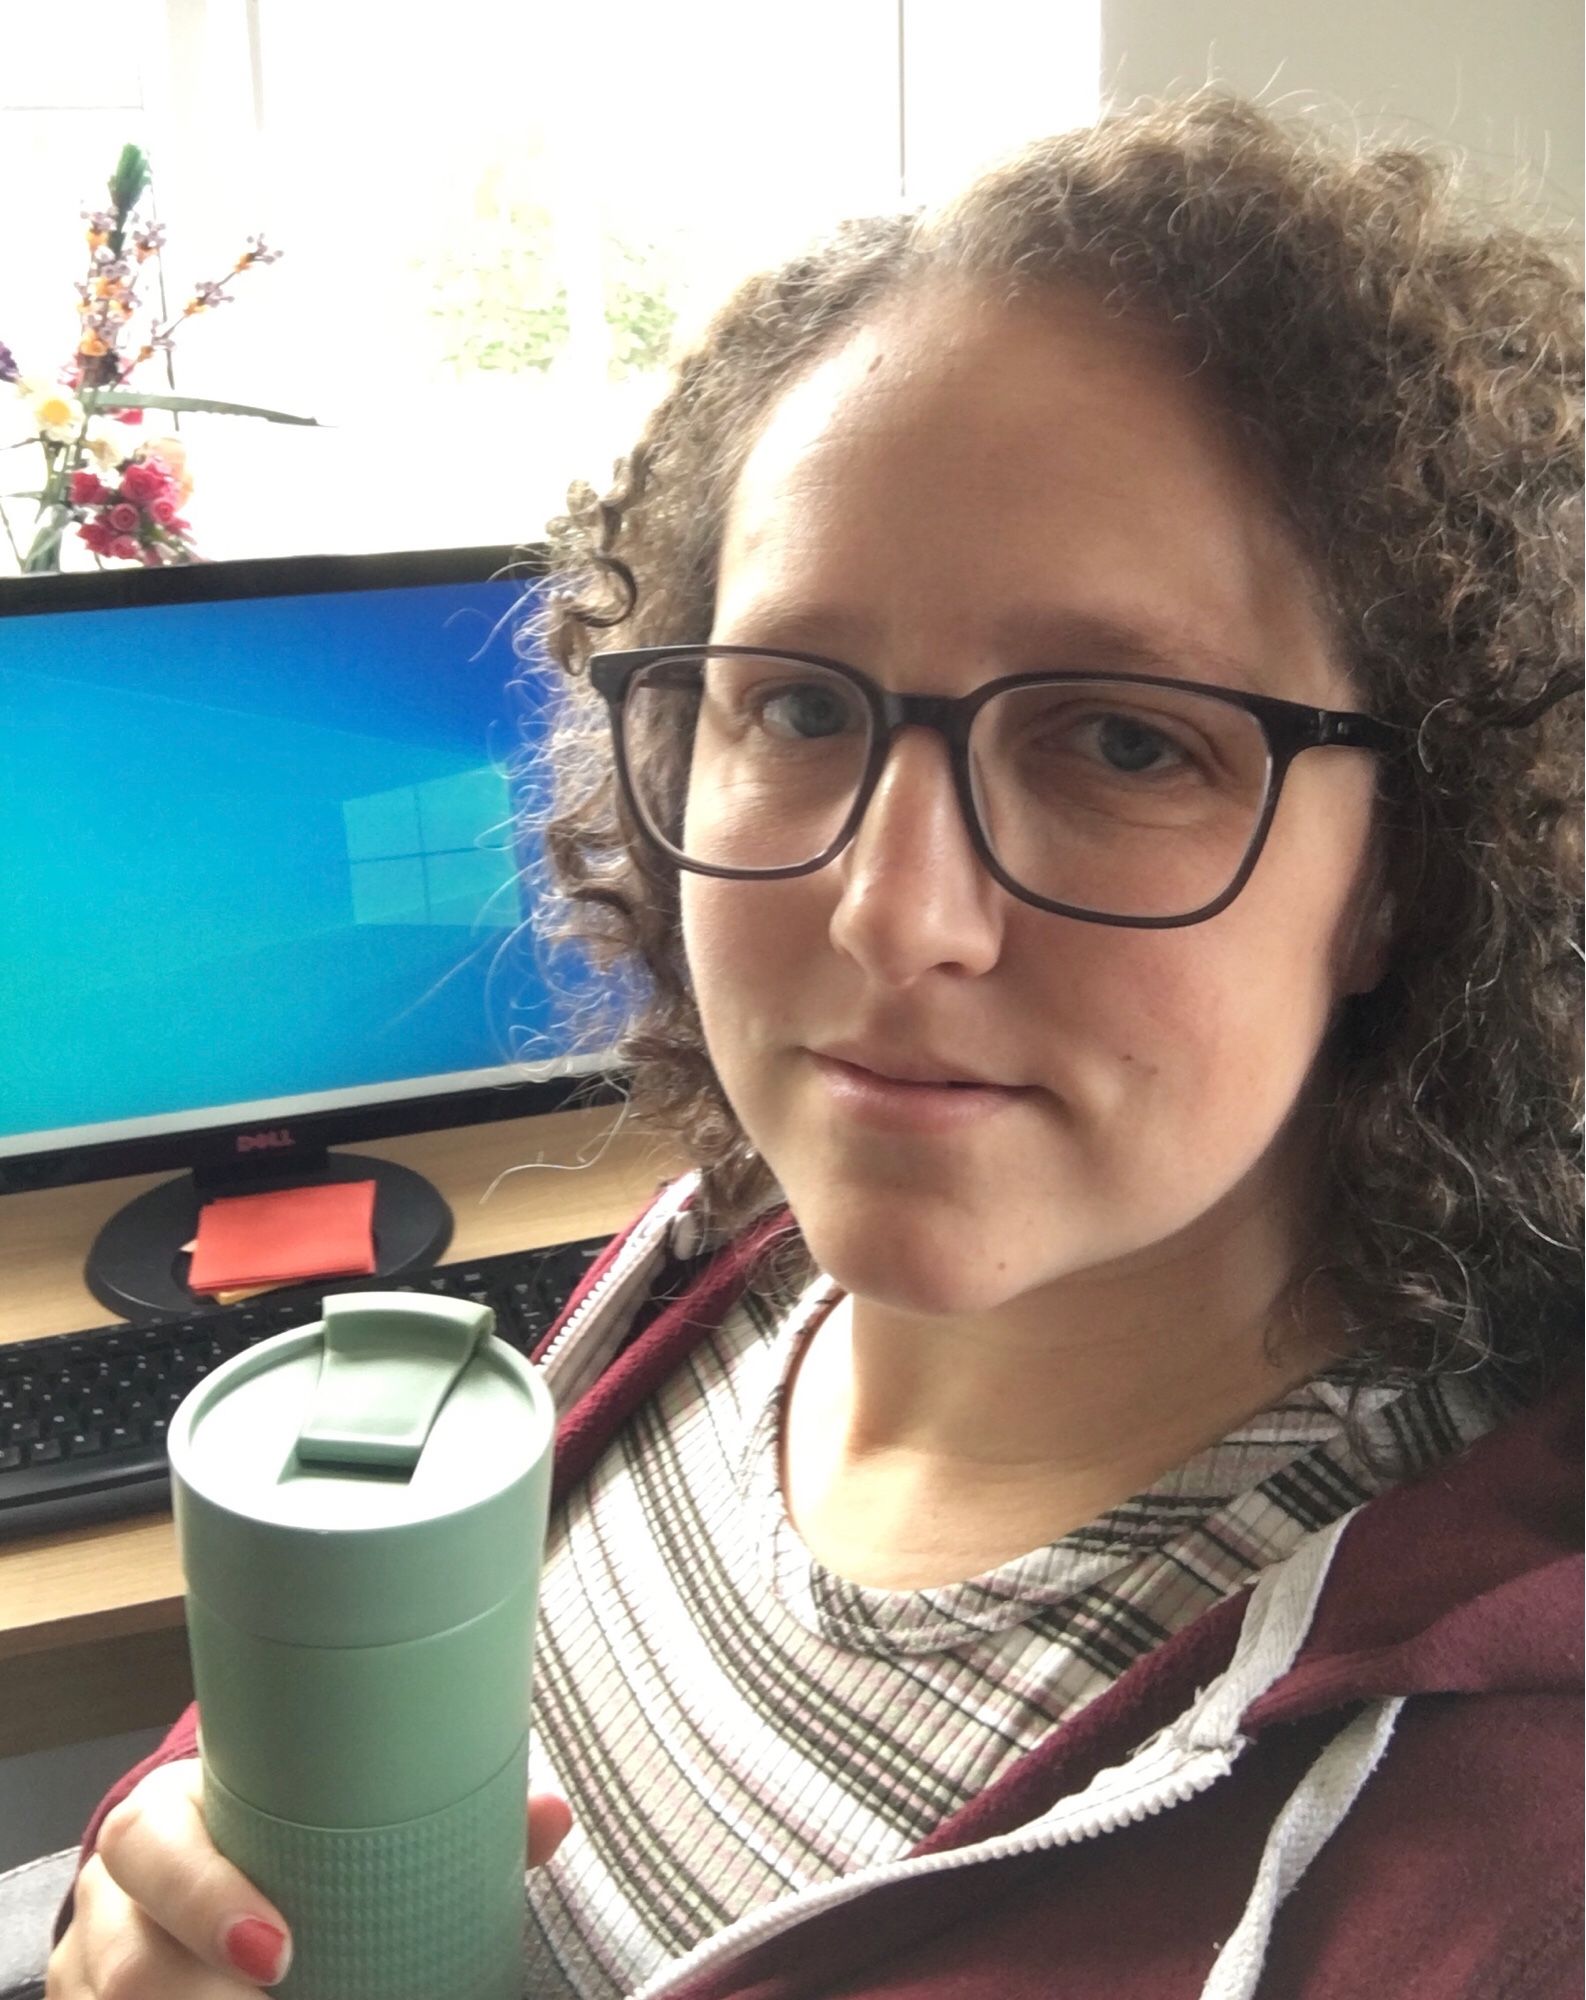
[0,1106,676,1754]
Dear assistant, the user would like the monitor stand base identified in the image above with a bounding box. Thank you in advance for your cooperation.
[83,1152,453,1321]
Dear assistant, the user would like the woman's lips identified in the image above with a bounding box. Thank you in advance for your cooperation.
[809,1053,1032,1133]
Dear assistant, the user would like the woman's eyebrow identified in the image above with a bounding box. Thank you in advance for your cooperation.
[708,606,876,656]
[714,605,1267,692]
[990,608,1266,690]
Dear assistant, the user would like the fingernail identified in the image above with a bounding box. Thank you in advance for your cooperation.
[224,1914,292,1984]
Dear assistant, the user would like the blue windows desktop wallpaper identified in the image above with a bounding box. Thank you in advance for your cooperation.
[1,577,589,1144]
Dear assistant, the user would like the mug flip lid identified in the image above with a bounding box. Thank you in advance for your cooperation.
[168,1295,556,1648]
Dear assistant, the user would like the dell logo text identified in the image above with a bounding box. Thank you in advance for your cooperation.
[237,1129,295,1154]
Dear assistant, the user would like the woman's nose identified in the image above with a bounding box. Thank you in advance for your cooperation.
[827,727,1005,985]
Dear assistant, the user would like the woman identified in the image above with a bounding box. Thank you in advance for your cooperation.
[48,94,1580,1999]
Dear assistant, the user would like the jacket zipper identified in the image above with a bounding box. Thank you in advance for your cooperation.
[632,1726,1244,1999]
[536,1174,701,1382]
[629,1515,1354,2000]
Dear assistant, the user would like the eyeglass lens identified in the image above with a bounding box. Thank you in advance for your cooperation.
[621,654,1275,920]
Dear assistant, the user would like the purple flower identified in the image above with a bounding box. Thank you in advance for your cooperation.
[0,339,17,384]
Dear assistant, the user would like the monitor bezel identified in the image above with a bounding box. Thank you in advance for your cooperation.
[1,541,629,1200]
[0,541,545,621]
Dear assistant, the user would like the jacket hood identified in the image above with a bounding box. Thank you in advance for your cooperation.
[885,1364,1580,1870]
[1248,1367,1581,1730]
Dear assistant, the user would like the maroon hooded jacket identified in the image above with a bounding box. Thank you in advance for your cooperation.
[63,1188,1584,1998]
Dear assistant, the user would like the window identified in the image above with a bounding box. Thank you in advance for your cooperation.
[3,1,1101,568]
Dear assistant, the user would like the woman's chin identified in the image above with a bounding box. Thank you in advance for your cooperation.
[798,1212,1050,1320]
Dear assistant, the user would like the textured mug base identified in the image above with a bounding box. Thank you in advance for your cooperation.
[204,1743,528,2000]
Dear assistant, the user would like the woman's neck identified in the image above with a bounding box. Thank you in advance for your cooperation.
[779,1174,1344,1590]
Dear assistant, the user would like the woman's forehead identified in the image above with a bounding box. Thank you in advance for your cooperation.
[727,282,1270,546]
[716,282,1348,704]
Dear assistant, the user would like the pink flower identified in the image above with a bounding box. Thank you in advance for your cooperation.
[114,407,144,426]
[148,494,178,526]
[110,534,142,560]
[108,502,140,533]
[77,520,115,554]
[121,460,169,504]
[70,470,106,505]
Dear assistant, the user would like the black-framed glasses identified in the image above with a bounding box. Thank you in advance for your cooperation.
[589,645,1398,928]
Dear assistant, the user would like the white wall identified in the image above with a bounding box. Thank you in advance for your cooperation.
[1103,0,1583,226]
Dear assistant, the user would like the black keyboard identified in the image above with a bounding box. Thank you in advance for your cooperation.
[0,1236,607,1540]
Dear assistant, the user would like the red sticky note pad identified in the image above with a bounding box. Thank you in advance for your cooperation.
[187,1181,378,1295]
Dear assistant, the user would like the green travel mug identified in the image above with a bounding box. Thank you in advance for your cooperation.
[168,1292,556,1999]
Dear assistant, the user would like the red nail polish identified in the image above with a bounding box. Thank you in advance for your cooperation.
[224,1914,291,1983]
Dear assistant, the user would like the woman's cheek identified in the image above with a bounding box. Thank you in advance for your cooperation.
[680,876,803,1078]
[1073,945,1298,1167]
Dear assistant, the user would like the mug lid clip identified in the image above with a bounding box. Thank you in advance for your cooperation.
[295,1292,495,1475]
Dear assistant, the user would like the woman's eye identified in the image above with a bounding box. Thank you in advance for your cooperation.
[1080,711,1189,775]
[755,683,854,739]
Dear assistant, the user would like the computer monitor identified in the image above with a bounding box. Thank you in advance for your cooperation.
[0,545,623,1317]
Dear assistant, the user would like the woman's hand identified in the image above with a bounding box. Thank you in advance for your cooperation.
[46,1757,573,1995]
[46,1760,292,1996]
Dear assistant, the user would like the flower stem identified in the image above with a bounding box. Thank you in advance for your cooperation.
[0,498,24,568]
[22,508,69,572]
[22,415,92,571]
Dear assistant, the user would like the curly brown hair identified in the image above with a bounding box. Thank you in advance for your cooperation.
[523,92,1583,1395]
